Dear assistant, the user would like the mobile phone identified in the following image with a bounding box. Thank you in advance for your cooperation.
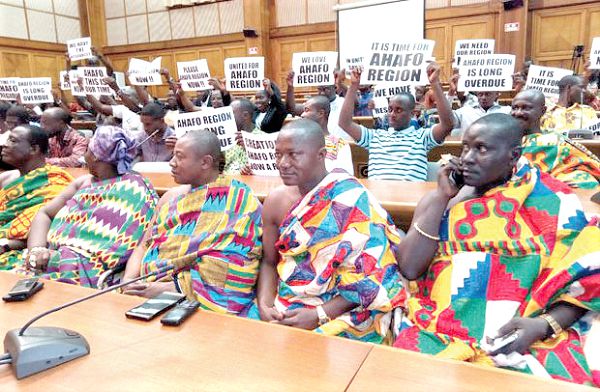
[2,278,44,302]
[449,170,465,188]
[125,292,185,321]
[6,278,44,299]
[160,299,200,326]
[489,331,519,352]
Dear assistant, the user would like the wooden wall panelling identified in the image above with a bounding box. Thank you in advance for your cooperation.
[33,54,60,87]
[425,23,449,80]
[1,52,31,78]
[530,3,597,72]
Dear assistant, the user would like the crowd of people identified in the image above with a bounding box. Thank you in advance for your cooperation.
[0,47,599,387]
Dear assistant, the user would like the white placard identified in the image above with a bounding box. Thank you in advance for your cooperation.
[292,51,338,87]
[525,65,573,99]
[590,37,600,70]
[114,71,126,89]
[174,106,237,151]
[79,66,113,96]
[371,84,416,118]
[224,57,264,91]
[17,78,53,104]
[361,40,434,85]
[177,59,212,91]
[585,118,600,134]
[67,37,93,61]
[242,132,279,177]
[59,71,70,90]
[457,54,515,92]
[128,57,162,86]
[69,70,85,97]
[453,39,495,67]
[342,55,364,76]
[0,78,20,101]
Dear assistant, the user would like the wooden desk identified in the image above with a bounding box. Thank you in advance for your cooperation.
[1,273,594,391]
[0,272,371,391]
[347,345,596,392]
[70,121,97,131]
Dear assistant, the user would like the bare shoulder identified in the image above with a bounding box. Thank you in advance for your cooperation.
[156,184,190,209]
[263,185,302,225]
[0,170,19,189]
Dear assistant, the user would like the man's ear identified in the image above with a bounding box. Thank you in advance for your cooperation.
[200,154,213,169]
[510,145,522,165]
[540,105,547,116]
[317,146,327,160]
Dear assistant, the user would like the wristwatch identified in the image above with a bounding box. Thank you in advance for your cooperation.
[539,313,563,339]
[316,305,331,326]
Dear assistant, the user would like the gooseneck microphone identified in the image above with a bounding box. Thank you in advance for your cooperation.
[3,263,181,379]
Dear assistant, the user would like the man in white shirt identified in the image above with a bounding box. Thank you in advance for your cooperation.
[451,91,511,136]
[299,95,354,175]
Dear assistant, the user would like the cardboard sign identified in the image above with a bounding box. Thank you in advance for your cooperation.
[585,118,600,134]
[114,71,126,89]
[177,59,212,91]
[242,132,279,177]
[128,57,162,86]
[457,54,515,92]
[67,37,93,61]
[361,40,434,85]
[174,106,237,151]
[371,84,416,118]
[590,37,600,70]
[79,66,113,96]
[69,70,85,97]
[453,39,495,67]
[0,78,20,101]
[17,78,53,104]
[292,51,338,87]
[59,71,70,90]
[224,57,264,91]
[525,65,573,99]
[342,55,364,76]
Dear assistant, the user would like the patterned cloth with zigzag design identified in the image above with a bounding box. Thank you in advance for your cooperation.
[40,173,158,288]
[141,176,263,315]
[393,158,600,387]
[0,165,72,270]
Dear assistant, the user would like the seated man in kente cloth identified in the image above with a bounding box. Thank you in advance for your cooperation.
[122,130,263,316]
[394,113,600,386]
[0,124,72,270]
[252,119,405,343]
[511,89,599,189]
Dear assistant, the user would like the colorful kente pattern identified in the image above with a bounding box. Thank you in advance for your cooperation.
[40,173,158,287]
[261,170,405,343]
[324,134,346,161]
[394,158,600,386]
[0,165,72,270]
[522,132,600,190]
[141,176,262,315]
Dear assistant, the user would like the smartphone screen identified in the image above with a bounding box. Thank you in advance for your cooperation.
[125,292,185,321]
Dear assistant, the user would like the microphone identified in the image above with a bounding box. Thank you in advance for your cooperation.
[3,262,184,379]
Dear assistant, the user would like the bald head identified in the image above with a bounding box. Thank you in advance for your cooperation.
[470,113,524,148]
[279,118,325,150]
[181,129,222,167]
[306,95,331,116]
[41,107,71,136]
[511,89,547,134]
[43,107,71,123]
[389,93,416,112]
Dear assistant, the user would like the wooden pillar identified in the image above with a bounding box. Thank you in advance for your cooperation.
[78,0,107,49]
[243,0,270,71]
[498,0,529,70]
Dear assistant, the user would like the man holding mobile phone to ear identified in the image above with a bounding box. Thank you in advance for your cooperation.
[393,113,600,387]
